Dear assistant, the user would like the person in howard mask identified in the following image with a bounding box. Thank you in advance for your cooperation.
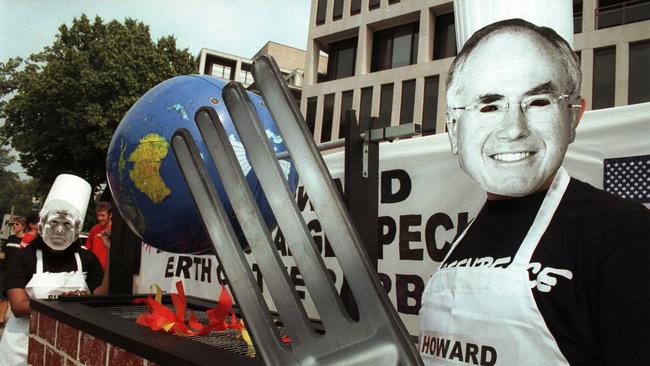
[418,18,650,366]
[0,174,108,366]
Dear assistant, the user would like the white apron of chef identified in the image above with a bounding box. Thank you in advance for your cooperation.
[0,249,89,366]
[419,167,571,366]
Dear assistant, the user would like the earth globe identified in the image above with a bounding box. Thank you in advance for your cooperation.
[106,75,298,254]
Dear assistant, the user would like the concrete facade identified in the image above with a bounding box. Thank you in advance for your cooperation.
[254,41,328,73]
[301,0,650,143]
[196,42,326,88]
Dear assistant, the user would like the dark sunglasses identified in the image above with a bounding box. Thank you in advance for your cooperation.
[11,222,23,226]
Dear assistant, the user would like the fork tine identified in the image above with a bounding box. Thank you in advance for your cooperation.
[222,83,352,333]
[171,128,287,364]
[193,106,315,344]
[251,55,422,365]
[252,56,384,315]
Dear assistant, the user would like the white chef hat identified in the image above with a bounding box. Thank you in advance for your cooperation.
[454,0,574,50]
[40,174,92,227]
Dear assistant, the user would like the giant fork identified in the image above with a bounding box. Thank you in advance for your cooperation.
[171,55,422,366]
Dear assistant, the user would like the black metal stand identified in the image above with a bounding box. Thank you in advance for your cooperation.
[340,111,420,320]
[340,110,379,320]
[98,191,141,295]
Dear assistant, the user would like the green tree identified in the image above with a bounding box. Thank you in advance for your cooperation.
[0,14,196,192]
[0,146,34,215]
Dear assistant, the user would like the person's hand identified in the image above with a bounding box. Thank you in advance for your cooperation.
[98,229,111,248]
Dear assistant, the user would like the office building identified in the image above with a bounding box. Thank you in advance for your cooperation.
[301,0,650,143]
[196,41,327,102]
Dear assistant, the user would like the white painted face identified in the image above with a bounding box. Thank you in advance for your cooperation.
[39,211,80,251]
[447,31,580,198]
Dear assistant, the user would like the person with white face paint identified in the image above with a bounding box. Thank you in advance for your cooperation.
[418,19,650,366]
[0,175,107,366]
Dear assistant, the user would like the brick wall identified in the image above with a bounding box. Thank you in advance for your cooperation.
[28,310,158,366]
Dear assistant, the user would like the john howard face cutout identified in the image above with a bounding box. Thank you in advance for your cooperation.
[447,30,582,198]
[40,211,80,251]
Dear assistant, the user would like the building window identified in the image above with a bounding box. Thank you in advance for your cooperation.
[211,64,232,80]
[322,94,335,142]
[573,0,583,33]
[339,90,354,138]
[433,12,457,60]
[400,79,416,124]
[596,0,650,29]
[333,0,344,20]
[239,64,253,84]
[325,37,357,81]
[369,0,380,10]
[306,97,318,135]
[629,40,650,104]
[350,0,361,15]
[592,46,616,110]
[316,0,327,25]
[359,87,373,131]
[379,84,394,127]
[389,0,400,4]
[205,55,237,79]
[422,76,439,134]
[371,22,419,72]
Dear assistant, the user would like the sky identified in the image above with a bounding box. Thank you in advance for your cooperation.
[0,0,312,60]
[0,0,312,178]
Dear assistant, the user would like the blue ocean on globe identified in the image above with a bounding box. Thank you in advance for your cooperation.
[106,75,298,254]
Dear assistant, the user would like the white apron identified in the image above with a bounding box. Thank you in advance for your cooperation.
[0,249,89,366]
[419,168,571,366]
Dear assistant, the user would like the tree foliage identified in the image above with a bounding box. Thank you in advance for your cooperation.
[0,147,35,215]
[0,14,196,192]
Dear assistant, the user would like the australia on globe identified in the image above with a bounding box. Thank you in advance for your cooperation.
[106,75,298,254]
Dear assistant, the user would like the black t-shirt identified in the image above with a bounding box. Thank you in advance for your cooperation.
[5,234,22,246]
[443,178,650,366]
[1,234,22,275]
[3,237,104,296]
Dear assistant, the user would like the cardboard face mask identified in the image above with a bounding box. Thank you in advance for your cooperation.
[39,211,80,251]
[38,174,91,250]
[447,31,579,197]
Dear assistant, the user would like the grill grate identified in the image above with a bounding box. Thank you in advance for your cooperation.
[95,304,290,358]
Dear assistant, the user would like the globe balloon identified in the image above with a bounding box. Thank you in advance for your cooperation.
[106,75,297,254]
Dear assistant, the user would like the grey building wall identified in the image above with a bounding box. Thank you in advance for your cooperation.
[301,0,650,143]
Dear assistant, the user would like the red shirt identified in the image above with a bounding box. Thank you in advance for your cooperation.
[85,224,110,269]
[20,232,37,247]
